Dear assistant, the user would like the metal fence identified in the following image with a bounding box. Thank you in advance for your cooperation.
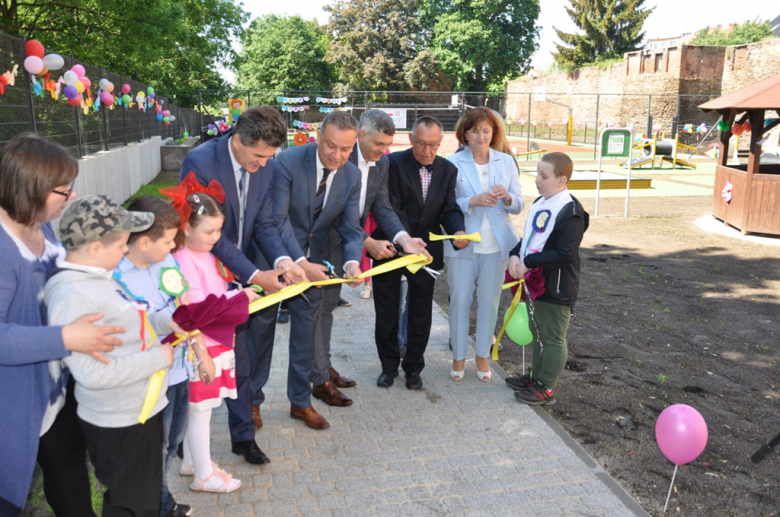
[0,31,202,157]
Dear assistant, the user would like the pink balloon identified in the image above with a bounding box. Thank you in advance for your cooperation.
[80,77,91,89]
[99,91,114,105]
[24,56,44,75]
[156,106,163,114]
[164,121,171,126]
[655,404,708,465]
[71,64,86,79]
[121,83,131,95]
[162,110,170,117]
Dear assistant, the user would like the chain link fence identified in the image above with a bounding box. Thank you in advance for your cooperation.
[0,31,202,157]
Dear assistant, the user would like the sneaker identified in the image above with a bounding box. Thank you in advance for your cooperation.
[338,297,352,307]
[514,380,556,406]
[359,283,372,299]
[191,467,241,493]
[167,504,193,517]
[277,307,290,324]
[505,373,533,391]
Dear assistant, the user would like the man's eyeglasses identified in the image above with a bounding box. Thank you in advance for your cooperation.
[51,182,75,198]
[412,137,441,152]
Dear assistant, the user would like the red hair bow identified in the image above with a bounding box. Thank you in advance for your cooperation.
[160,171,226,229]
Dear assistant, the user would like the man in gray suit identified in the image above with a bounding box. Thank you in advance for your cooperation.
[311,110,430,406]
[250,111,365,430]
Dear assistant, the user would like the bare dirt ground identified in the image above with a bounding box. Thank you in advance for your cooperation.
[434,195,780,516]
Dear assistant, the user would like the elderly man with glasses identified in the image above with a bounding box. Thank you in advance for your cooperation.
[372,116,469,390]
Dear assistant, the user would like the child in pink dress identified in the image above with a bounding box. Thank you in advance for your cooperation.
[172,190,259,493]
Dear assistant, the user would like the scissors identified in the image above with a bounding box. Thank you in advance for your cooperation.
[323,260,337,278]
[422,266,441,279]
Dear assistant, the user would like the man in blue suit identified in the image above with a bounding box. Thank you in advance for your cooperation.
[249,111,365,430]
[181,106,307,464]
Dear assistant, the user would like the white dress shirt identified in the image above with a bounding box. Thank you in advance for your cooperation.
[356,143,408,244]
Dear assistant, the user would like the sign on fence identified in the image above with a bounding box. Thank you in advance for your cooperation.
[379,108,408,129]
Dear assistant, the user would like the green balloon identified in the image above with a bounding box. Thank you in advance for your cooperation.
[121,94,131,104]
[183,132,189,138]
[503,302,534,346]
[163,116,170,123]
[147,86,155,95]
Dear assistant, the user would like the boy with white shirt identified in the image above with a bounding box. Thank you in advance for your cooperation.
[505,152,589,405]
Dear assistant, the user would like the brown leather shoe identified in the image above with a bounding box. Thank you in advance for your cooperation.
[290,406,330,429]
[328,367,356,388]
[312,380,353,407]
[251,404,263,430]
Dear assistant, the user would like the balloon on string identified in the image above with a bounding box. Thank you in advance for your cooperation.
[168,115,176,122]
[25,40,45,59]
[106,82,114,93]
[655,404,708,465]
[163,116,170,123]
[156,105,163,114]
[75,81,84,94]
[162,110,170,117]
[164,121,170,126]
[147,86,155,95]
[156,114,163,121]
[23,56,44,75]
[136,93,145,104]
[63,71,78,86]
[743,121,751,133]
[36,67,48,76]
[732,124,744,136]
[67,95,82,107]
[121,94,131,105]
[62,85,78,99]
[149,92,155,99]
[43,54,64,71]
[503,302,533,346]
[99,91,114,104]
[121,84,131,95]
[71,64,86,79]
[183,132,189,139]
[99,78,111,91]
[80,77,91,89]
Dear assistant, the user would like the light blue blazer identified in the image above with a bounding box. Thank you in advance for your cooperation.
[443,148,524,261]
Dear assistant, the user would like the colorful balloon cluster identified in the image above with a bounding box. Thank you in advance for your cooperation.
[60,64,91,107]
[206,120,231,135]
[683,123,707,134]
[23,40,64,77]
[731,120,751,136]
[155,100,175,126]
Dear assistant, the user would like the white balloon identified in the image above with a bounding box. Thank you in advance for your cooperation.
[99,78,110,91]
[135,94,145,103]
[63,71,79,86]
[168,115,176,122]
[42,54,65,71]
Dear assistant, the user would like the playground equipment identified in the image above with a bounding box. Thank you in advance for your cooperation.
[619,133,698,169]
[621,133,658,168]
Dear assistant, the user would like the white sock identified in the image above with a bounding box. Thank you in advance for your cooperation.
[185,407,213,480]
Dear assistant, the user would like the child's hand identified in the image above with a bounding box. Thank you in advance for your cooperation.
[242,287,261,303]
[508,256,522,279]
[167,318,186,336]
[198,355,216,385]
[158,344,174,368]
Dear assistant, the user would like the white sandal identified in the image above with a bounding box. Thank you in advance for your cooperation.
[476,368,492,382]
[180,460,219,477]
[450,369,464,381]
[191,467,241,493]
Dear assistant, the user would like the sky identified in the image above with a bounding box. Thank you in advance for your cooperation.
[229,0,777,81]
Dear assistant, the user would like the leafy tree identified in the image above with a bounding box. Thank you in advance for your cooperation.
[690,19,773,47]
[324,0,445,91]
[2,0,247,108]
[235,15,335,92]
[553,0,653,70]
[420,0,541,92]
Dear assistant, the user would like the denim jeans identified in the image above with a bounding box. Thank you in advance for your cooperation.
[160,380,189,516]
[398,278,409,348]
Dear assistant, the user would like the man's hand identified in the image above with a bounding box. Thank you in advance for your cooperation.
[278,258,309,283]
[452,231,470,249]
[299,259,329,283]
[364,237,395,260]
[344,262,364,288]
[397,234,431,259]
[250,268,287,293]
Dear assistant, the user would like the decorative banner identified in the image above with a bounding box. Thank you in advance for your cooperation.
[228,98,246,122]
[319,106,353,113]
[282,104,310,112]
[315,96,348,105]
[293,120,319,130]
[277,96,310,103]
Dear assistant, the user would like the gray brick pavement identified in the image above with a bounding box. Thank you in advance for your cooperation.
[170,287,649,516]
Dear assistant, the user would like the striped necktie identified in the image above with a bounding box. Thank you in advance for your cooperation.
[313,167,332,224]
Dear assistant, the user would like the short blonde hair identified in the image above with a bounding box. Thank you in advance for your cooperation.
[540,152,573,180]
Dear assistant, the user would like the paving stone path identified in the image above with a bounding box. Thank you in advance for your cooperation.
[170,288,649,517]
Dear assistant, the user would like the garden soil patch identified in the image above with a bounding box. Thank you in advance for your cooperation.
[434,195,780,516]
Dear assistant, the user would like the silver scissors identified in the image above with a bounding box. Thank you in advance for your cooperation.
[422,266,441,279]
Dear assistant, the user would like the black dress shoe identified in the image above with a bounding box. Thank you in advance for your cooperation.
[277,308,290,324]
[176,441,183,459]
[338,297,352,307]
[376,371,399,387]
[405,373,423,390]
[232,439,270,465]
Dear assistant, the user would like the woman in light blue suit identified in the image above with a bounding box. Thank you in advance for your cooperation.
[445,108,524,381]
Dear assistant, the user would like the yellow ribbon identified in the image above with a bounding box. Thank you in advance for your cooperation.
[428,231,481,242]
[492,279,525,361]
[139,253,433,423]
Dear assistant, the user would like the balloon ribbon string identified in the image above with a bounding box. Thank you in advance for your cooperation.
[663,464,678,513]
[492,279,525,361]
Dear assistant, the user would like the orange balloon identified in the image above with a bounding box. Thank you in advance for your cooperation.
[36,67,48,76]
[107,82,114,93]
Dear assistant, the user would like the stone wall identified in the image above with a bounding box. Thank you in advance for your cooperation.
[722,40,780,94]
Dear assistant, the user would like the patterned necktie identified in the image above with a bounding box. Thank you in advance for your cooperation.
[313,167,332,224]
[419,165,432,202]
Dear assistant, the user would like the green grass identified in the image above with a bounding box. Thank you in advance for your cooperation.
[122,172,179,207]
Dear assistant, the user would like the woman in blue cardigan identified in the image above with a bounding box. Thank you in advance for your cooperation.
[445,109,524,382]
[0,134,125,516]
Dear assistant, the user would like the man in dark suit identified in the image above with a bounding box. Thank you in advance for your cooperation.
[181,107,307,465]
[249,111,365,429]
[372,116,469,390]
[311,110,430,406]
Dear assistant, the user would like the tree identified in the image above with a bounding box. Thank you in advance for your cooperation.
[2,0,247,108]
[235,15,335,92]
[324,0,445,91]
[420,0,541,91]
[552,0,653,70]
[690,19,773,47]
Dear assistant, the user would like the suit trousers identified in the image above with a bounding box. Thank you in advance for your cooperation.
[249,288,323,409]
[372,265,436,376]
[311,232,345,386]
[226,316,255,443]
[446,251,507,361]
[80,412,164,517]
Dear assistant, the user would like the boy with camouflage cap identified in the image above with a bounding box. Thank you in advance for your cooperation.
[43,195,183,516]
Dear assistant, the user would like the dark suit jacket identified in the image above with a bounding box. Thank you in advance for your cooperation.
[374,148,465,270]
[181,134,289,283]
[273,143,364,266]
